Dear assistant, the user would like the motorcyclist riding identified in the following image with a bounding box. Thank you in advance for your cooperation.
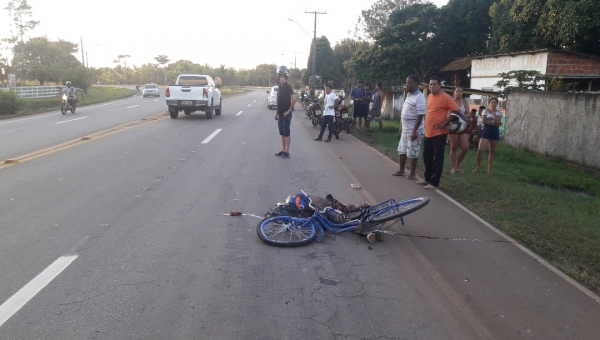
[63,81,77,107]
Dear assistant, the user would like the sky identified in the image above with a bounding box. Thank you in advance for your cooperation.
[1,0,449,70]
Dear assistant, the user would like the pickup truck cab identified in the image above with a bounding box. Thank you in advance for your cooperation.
[165,74,222,119]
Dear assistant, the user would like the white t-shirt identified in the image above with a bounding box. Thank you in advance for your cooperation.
[324,92,337,116]
[483,108,503,125]
[401,89,426,133]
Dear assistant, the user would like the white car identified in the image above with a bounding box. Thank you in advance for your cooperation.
[143,83,160,97]
[266,86,278,110]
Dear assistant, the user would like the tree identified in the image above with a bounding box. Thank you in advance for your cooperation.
[302,36,341,88]
[346,3,441,85]
[113,54,131,68]
[494,70,544,96]
[154,55,169,85]
[352,0,423,39]
[511,0,600,55]
[3,0,39,85]
[435,0,496,56]
[15,37,80,85]
[488,0,546,53]
[333,38,370,91]
[3,0,39,44]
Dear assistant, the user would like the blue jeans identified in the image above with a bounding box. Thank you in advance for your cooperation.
[278,114,292,136]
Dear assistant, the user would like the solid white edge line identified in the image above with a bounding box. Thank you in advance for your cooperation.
[0,113,57,124]
[201,129,223,144]
[435,189,600,304]
[55,117,87,124]
[0,254,78,328]
[236,111,243,116]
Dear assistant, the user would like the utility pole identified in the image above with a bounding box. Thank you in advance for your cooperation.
[80,37,85,68]
[305,10,326,90]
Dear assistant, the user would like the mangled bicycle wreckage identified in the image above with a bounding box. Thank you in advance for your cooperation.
[256,190,429,247]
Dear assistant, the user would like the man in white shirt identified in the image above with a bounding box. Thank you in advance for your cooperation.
[314,84,339,142]
[393,75,426,180]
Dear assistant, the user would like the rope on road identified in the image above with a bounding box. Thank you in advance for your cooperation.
[374,230,513,243]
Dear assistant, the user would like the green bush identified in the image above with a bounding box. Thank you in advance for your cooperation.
[0,90,24,115]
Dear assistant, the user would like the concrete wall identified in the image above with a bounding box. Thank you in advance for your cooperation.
[505,91,600,169]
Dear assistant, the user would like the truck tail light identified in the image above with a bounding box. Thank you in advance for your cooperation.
[203,88,208,98]
[166,87,170,98]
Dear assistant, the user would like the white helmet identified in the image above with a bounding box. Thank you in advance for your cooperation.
[66,81,72,87]
[447,112,468,133]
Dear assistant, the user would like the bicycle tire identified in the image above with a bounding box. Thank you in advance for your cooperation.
[257,216,317,247]
[368,197,430,224]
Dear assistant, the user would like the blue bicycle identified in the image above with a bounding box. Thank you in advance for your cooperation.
[257,191,429,247]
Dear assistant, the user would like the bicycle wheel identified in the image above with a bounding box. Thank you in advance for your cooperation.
[256,216,317,247]
[368,197,430,224]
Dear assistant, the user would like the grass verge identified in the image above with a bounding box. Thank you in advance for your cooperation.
[352,118,600,294]
[220,87,247,96]
[2,86,136,118]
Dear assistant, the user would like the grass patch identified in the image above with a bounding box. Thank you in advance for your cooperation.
[353,118,600,293]
[7,86,135,118]
[220,87,247,96]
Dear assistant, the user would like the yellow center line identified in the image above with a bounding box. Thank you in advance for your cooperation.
[0,112,169,170]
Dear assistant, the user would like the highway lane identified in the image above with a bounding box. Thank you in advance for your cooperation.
[0,94,165,161]
[0,89,599,339]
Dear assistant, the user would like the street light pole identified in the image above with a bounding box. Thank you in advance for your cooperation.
[305,10,326,90]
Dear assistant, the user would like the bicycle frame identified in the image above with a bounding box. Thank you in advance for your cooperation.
[283,190,415,243]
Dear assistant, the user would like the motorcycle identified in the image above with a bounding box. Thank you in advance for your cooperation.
[60,93,77,115]
[303,98,312,116]
[335,95,351,134]
[309,99,322,127]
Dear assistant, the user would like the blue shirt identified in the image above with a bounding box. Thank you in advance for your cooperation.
[350,87,367,107]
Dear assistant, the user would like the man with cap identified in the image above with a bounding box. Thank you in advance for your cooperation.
[274,66,296,159]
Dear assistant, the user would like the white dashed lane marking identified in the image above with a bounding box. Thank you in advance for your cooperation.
[55,117,87,124]
[201,129,223,144]
[0,255,78,328]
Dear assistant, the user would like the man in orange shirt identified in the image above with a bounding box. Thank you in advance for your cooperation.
[417,76,461,189]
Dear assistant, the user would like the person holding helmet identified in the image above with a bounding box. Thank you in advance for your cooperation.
[63,81,77,107]
[417,76,461,190]
[274,66,296,159]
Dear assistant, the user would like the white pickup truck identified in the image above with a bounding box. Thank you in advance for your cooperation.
[165,74,222,119]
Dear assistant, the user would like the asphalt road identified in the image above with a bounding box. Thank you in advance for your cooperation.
[0,89,598,339]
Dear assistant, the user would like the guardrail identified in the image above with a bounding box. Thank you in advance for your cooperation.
[0,86,69,99]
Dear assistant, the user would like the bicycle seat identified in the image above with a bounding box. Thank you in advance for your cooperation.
[346,210,362,220]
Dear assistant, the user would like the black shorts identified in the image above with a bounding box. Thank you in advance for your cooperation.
[353,105,368,119]
[278,114,292,136]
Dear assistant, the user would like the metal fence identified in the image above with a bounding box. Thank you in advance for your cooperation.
[0,86,66,99]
